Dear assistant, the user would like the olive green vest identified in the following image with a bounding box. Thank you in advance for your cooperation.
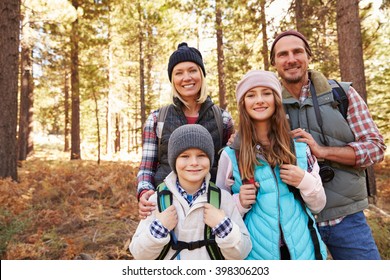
[282,70,367,222]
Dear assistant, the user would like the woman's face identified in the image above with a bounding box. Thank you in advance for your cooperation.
[172,61,202,101]
[243,86,276,123]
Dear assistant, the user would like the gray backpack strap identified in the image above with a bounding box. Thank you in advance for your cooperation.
[157,105,170,163]
[212,105,224,148]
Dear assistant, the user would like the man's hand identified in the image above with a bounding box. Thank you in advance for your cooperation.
[290,128,324,158]
[138,190,156,219]
[204,203,226,228]
[279,164,305,187]
[227,132,237,146]
[155,205,178,231]
[239,182,259,209]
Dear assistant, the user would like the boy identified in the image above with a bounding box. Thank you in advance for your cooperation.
[130,124,251,260]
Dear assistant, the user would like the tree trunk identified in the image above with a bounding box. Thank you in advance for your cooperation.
[64,70,70,152]
[18,45,34,160]
[70,0,81,160]
[215,0,227,109]
[336,0,375,202]
[295,0,304,33]
[0,0,21,180]
[138,3,146,127]
[260,0,269,70]
[336,0,367,100]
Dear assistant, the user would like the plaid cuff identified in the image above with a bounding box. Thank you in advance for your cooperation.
[212,217,233,238]
[150,219,169,239]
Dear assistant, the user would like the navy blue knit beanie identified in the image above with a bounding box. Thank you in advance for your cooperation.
[167,42,206,82]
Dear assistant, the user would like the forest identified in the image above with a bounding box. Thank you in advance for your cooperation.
[0,0,389,260]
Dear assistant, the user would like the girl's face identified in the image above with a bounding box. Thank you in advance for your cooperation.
[172,61,202,101]
[175,148,210,192]
[243,86,276,123]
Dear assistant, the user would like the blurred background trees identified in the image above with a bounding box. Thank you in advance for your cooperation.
[0,0,389,177]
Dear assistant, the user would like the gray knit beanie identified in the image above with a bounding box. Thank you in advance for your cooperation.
[168,124,214,173]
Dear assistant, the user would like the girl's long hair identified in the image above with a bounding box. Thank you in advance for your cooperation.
[238,91,296,180]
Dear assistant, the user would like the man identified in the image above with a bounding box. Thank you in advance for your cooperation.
[270,30,386,260]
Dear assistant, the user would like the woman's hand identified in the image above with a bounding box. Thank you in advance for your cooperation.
[138,190,156,219]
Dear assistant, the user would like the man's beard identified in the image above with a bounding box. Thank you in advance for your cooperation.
[280,64,305,84]
[283,75,304,84]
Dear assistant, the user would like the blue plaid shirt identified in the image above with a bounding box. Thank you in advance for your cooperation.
[150,179,233,239]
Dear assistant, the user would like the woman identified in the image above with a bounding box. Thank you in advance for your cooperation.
[216,70,327,260]
[137,42,234,219]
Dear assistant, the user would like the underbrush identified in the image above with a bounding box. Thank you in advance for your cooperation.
[0,156,389,259]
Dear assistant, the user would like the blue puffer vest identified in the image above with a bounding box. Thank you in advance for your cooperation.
[224,141,327,260]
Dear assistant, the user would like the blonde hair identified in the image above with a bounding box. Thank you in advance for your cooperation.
[170,65,208,108]
[238,91,296,180]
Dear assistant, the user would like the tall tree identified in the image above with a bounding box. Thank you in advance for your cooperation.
[260,0,270,70]
[336,0,367,100]
[70,0,81,159]
[215,0,227,109]
[0,0,21,180]
[336,0,376,201]
[18,10,34,160]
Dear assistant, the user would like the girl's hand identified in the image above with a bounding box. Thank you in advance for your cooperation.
[280,164,304,187]
[239,182,259,209]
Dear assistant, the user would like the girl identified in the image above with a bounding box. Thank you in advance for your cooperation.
[216,70,327,260]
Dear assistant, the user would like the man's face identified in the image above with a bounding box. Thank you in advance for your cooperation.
[273,35,311,85]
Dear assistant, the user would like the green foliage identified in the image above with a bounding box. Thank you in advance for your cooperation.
[26,0,389,156]
[0,209,27,257]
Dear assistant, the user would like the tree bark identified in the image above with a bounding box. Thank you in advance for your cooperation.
[0,0,21,180]
[260,0,269,70]
[215,0,227,109]
[336,0,375,202]
[18,45,34,160]
[336,0,367,100]
[64,70,70,152]
[71,0,81,159]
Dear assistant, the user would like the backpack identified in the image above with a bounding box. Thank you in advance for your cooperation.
[155,182,225,260]
[327,79,350,120]
[157,104,224,162]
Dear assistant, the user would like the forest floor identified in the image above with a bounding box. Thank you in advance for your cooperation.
[0,141,389,260]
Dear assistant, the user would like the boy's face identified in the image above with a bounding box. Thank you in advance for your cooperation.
[176,148,210,192]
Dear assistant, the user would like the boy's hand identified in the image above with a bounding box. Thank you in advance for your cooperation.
[155,205,177,231]
[239,182,259,209]
[204,203,226,228]
[138,190,156,219]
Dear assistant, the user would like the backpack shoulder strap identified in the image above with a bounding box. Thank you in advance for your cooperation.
[157,105,171,163]
[288,140,323,260]
[328,79,351,120]
[211,105,224,148]
[205,182,224,260]
[155,183,173,260]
